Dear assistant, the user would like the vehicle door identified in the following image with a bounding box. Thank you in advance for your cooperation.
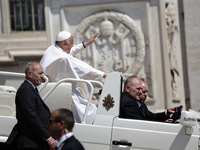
[111,117,199,150]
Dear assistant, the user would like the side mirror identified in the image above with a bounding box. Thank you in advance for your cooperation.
[180,111,196,135]
[180,111,196,127]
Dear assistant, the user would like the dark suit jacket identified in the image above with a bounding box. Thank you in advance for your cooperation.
[61,135,85,150]
[120,92,169,122]
[6,80,50,149]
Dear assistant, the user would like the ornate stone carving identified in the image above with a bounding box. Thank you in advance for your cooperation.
[74,11,145,75]
[165,3,181,102]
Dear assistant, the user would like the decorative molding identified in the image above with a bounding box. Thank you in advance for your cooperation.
[0,47,46,62]
[165,2,181,102]
[0,35,47,63]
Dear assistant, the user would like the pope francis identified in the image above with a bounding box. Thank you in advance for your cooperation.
[40,31,107,124]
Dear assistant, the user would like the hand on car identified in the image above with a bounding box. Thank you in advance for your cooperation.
[167,106,182,115]
[164,118,174,123]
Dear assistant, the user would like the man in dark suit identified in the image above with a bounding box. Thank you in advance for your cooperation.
[48,108,85,150]
[6,62,57,150]
[120,76,177,122]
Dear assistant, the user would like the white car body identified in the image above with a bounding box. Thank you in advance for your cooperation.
[0,71,199,150]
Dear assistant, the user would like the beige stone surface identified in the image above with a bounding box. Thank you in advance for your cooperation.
[183,0,200,111]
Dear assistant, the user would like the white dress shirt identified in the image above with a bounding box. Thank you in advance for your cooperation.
[57,132,73,150]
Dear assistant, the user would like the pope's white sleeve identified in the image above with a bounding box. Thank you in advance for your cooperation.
[83,68,104,81]
[70,43,84,56]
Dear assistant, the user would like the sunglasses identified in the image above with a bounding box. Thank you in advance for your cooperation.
[49,119,61,124]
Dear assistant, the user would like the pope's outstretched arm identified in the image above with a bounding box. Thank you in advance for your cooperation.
[70,33,100,56]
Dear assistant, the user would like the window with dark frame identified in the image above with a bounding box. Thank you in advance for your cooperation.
[9,0,45,31]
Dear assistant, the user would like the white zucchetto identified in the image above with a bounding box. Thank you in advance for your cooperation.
[55,31,71,41]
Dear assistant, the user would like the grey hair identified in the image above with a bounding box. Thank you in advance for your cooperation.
[124,75,138,91]
[55,38,70,45]
[25,62,35,75]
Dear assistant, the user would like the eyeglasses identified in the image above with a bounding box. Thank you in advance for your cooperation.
[49,119,61,124]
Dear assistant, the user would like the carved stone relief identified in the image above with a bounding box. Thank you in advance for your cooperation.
[73,11,148,104]
[165,2,181,102]
[74,11,146,76]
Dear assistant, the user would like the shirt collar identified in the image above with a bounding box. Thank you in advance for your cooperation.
[137,101,142,107]
[57,132,73,149]
[55,44,67,53]
[25,79,36,89]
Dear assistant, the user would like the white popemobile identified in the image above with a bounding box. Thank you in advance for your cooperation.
[0,71,200,150]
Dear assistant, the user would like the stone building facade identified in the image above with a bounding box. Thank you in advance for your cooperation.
[0,0,200,112]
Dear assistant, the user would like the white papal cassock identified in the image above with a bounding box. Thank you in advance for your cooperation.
[40,44,104,124]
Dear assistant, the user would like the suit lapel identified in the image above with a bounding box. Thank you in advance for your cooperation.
[61,136,75,150]
[24,80,49,110]
[24,80,43,100]
[140,104,147,119]
[33,87,42,100]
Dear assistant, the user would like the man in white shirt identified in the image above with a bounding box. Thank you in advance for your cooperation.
[48,108,85,150]
[40,31,107,124]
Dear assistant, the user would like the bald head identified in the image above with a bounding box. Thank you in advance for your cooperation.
[140,81,149,103]
[124,76,143,101]
[25,62,44,87]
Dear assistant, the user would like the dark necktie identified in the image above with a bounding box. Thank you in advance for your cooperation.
[140,104,147,119]
[35,88,42,99]
[35,88,39,93]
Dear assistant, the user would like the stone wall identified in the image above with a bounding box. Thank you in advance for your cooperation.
[182,0,200,111]
[45,0,186,111]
